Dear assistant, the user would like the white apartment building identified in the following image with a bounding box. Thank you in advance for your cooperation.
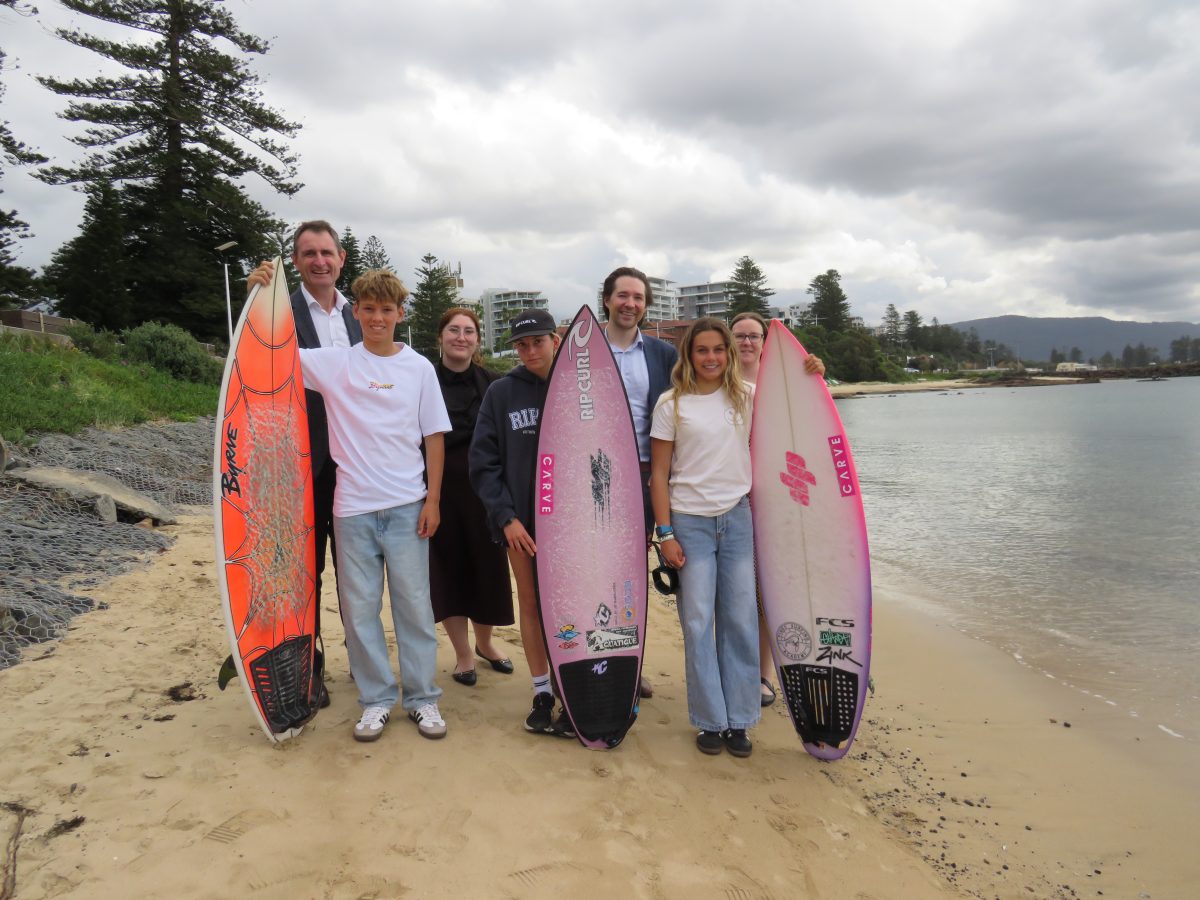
[677,281,734,320]
[479,288,549,352]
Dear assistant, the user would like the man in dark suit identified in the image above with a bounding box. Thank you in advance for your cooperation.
[248,221,363,706]
[288,222,363,613]
[600,266,679,698]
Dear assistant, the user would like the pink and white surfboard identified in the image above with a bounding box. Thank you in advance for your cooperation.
[535,305,646,749]
[751,321,872,761]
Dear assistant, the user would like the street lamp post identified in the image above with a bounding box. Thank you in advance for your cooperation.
[215,240,237,344]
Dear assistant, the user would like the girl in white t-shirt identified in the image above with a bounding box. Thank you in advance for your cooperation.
[649,317,759,758]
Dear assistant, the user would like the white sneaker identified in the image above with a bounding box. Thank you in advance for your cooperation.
[408,702,447,740]
[353,705,390,742]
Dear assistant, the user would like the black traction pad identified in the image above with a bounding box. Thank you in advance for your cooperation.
[780,663,859,747]
[557,655,640,747]
[248,634,314,733]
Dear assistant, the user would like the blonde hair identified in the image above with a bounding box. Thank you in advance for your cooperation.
[668,317,750,426]
[437,306,485,366]
[351,269,408,306]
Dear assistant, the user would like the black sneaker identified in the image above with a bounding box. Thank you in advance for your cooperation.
[524,692,556,733]
[723,729,752,758]
[550,706,575,738]
[696,730,724,755]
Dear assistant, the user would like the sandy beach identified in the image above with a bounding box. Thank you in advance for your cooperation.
[827,376,1084,398]
[2,514,1196,899]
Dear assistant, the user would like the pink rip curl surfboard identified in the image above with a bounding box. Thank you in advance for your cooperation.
[534,305,646,749]
[750,320,872,761]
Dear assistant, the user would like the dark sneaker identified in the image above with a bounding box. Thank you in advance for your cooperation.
[550,706,575,738]
[696,730,724,755]
[524,692,556,733]
[723,728,752,758]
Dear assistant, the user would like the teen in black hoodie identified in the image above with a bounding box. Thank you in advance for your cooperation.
[469,309,573,737]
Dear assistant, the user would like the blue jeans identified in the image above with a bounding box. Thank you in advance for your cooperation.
[333,501,442,712]
[673,496,760,732]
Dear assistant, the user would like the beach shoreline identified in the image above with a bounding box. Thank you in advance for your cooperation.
[828,376,1088,398]
[1,514,1194,898]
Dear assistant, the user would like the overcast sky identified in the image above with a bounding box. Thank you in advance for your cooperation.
[3,0,1199,325]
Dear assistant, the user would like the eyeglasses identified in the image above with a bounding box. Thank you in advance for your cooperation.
[444,326,478,337]
[732,333,763,343]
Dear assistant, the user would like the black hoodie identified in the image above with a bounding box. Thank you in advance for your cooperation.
[468,364,549,543]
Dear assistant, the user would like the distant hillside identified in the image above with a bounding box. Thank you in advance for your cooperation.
[947,315,1200,362]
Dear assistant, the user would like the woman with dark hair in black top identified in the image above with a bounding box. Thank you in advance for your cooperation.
[429,307,515,686]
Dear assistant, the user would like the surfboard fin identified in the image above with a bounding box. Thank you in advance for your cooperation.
[217,654,238,690]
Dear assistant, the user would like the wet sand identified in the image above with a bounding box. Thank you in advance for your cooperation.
[1,514,1195,898]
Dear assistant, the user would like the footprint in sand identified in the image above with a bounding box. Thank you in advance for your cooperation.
[245,869,319,892]
[722,866,776,900]
[508,861,601,889]
[766,813,798,836]
[203,808,278,844]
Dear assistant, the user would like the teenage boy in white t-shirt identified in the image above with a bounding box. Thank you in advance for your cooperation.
[249,265,452,743]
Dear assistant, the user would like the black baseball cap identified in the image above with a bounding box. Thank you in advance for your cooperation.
[508,308,556,343]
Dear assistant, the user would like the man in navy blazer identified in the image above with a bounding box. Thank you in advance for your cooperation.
[600,266,678,698]
[289,222,363,613]
[249,221,363,706]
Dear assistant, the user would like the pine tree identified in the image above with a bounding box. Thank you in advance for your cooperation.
[881,303,902,352]
[727,255,773,318]
[902,310,922,348]
[267,223,299,287]
[35,0,299,338]
[361,234,393,271]
[42,182,133,329]
[2,28,48,307]
[337,227,363,296]
[408,253,458,361]
[806,269,851,334]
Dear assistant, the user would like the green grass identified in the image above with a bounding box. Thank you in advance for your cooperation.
[0,334,219,444]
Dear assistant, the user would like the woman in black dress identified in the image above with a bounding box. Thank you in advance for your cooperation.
[430,307,515,684]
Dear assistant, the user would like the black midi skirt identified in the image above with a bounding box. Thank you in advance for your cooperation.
[429,441,514,625]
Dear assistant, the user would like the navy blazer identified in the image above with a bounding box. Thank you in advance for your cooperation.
[641,332,678,420]
[291,287,363,474]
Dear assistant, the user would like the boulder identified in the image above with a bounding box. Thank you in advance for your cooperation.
[6,466,177,525]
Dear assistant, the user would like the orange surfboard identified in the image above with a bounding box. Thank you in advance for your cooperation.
[214,258,318,742]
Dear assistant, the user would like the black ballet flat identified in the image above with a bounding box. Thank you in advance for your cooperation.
[760,678,777,707]
[475,646,514,674]
[452,668,477,686]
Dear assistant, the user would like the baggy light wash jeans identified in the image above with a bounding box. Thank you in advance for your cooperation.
[333,501,442,712]
[672,495,760,732]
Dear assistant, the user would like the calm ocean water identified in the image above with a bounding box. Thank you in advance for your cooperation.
[838,377,1200,741]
